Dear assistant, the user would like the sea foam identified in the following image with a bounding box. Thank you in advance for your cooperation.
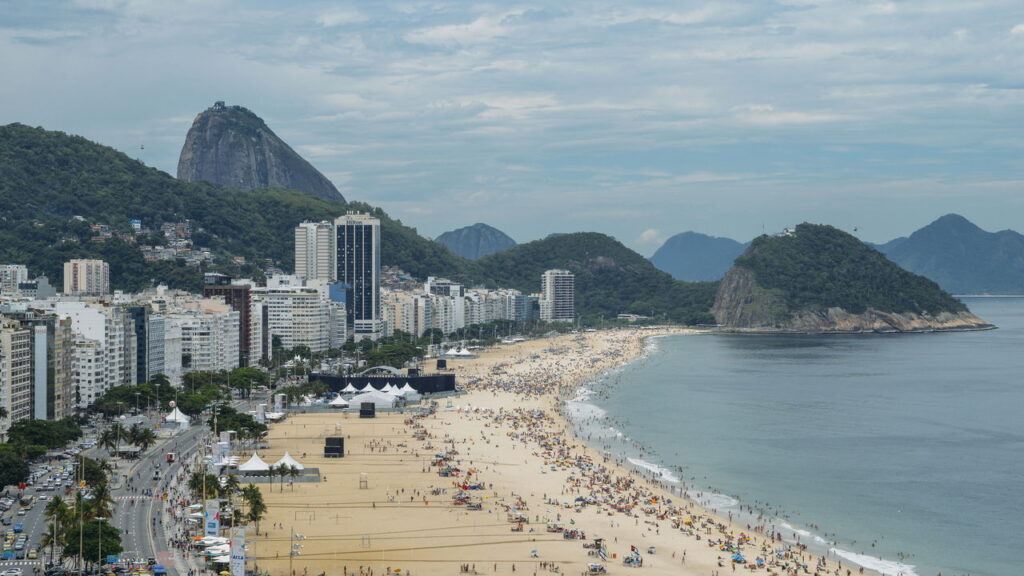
[830,548,919,576]
[700,493,739,509]
[626,457,681,483]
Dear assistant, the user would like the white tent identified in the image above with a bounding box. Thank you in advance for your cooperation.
[357,383,372,392]
[396,383,421,400]
[349,390,397,410]
[163,407,190,424]
[238,452,270,472]
[381,383,395,393]
[274,451,305,471]
[340,383,359,394]
[328,394,350,408]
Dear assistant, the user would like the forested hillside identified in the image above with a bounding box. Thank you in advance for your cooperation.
[734,224,966,315]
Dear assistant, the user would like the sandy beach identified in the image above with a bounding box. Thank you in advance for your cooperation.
[248,329,861,576]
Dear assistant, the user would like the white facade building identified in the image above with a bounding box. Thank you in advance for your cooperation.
[43,301,136,396]
[174,309,240,373]
[0,265,29,295]
[295,221,336,282]
[63,259,110,296]
[73,338,104,408]
[0,320,32,434]
[258,288,334,353]
[540,269,575,322]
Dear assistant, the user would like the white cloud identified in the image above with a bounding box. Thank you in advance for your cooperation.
[403,16,509,46]
[636,228,665,246]
[732,104,849,126]
[3,0,1023,245]
[316,9,368,27]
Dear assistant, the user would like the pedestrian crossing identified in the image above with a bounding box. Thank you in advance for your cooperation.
[0,560,40,566]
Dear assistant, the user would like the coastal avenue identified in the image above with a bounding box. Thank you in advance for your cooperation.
[0,405,225,576]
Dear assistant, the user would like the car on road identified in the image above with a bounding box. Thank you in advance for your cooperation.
[14,550,24,559]
[1,567,23,576]
[27,549,36,559]
[15,510,25,517]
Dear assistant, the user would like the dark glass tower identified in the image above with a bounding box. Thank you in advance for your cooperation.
[334,213,381,340]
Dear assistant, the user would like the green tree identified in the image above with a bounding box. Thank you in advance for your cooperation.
[187,471,219,503]
[241,485,266,536]
[0,451,30,487]
[77,518,123,565]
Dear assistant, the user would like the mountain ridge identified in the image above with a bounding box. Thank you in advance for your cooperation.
[435,223,517,259]
[177,102,344,202]
[649,231,748,281]
[875,214,1024,294]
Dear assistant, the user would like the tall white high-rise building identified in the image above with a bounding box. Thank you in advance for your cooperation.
[540,269,575,322]
[0,320,33,435]
[259,288,333,353]
[0,265,29,295]
[173,309,240,373]
[63,259,110,296]
[294,221,336,282]
[335,213,381,340]
[43,301,137,393]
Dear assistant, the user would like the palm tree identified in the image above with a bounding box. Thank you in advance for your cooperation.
[221,474,240,500]
[43,496,70,565]
[241,485,266,536]
[87,482,115,519]
[287,465,300,490]
[97,429,117,453]
[134,427,158,453]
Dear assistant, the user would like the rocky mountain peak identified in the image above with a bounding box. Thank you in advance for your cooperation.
[176,101,344,202]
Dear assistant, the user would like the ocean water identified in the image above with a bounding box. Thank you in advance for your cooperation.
[568,298,1024,576]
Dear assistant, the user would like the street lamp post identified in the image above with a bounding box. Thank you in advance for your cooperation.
[95,516,106,571]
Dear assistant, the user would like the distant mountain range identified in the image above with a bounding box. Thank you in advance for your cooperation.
[177,101,344,202]
[874,214,1024,294]
[649,232,748,282]
[435,223,517,259]
[652,215,1024,294]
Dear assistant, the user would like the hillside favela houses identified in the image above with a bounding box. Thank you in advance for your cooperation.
[0,213,576,431]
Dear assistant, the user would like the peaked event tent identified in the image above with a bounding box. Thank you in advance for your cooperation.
[349,390,398,409]
[340,383,359,394]
[274,452,305,470]
[238,453,270,472]
[164,407,190,424]
[328,394,350,408]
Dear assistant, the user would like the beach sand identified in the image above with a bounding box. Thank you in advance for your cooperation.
[248,329,857,576]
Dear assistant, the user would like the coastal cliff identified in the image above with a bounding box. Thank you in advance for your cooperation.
[711,224,994,333]
[177,101,344,202]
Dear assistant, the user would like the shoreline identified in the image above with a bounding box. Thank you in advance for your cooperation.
[556,331,920,576]
[248,328,906,576]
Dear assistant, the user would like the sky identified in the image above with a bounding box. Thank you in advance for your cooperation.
[2,0,1023,255]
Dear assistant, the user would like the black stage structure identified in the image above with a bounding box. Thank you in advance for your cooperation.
[310,372,456,395]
